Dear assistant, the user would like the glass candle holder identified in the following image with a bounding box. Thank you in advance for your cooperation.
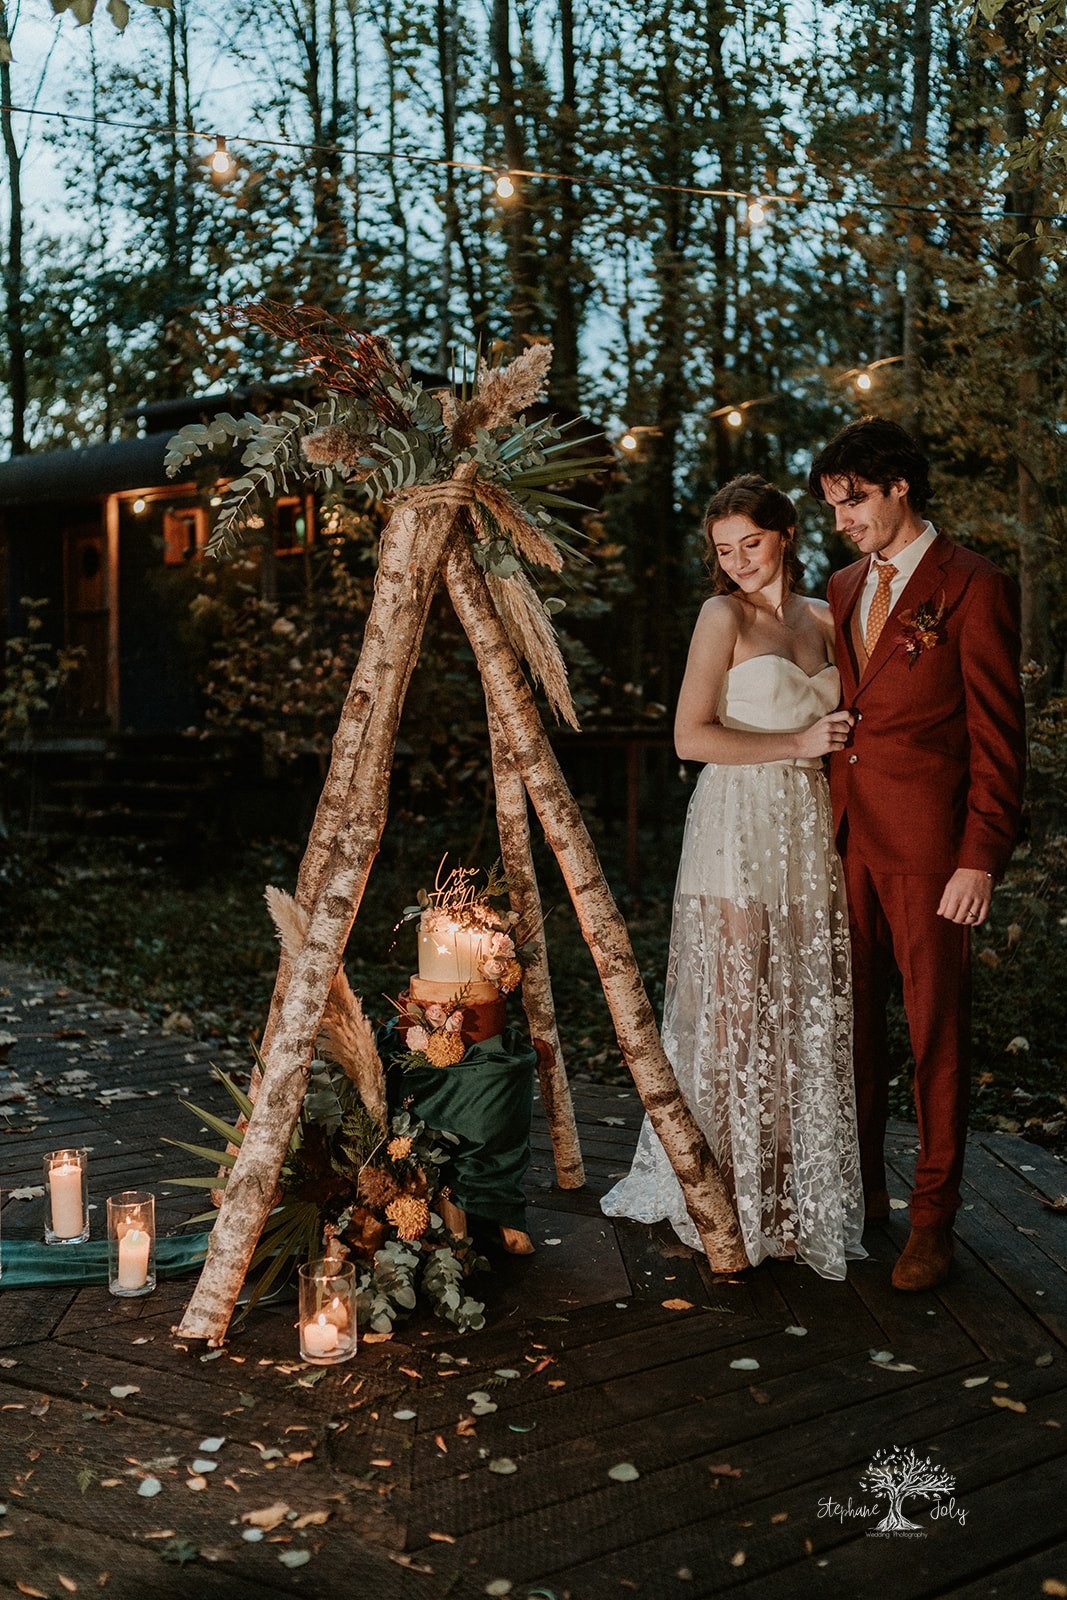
[298,1259,357,1365]
[43,1148,89,1244]
[107,1191,156,1297]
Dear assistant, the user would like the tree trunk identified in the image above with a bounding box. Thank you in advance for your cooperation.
[435,0,459,370]
[490,0,533,346]
[487,702,584,1189]
[902,0,931,440]
[1003,22,1048,680]
[0,19,27,456]
[550,0,580,408]
[445,539,746,1271]
[181,479,478,1342]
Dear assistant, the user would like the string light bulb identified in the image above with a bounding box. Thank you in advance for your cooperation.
[746,198,767,226]
[620,431,638,452]
[495,172,515,200]
[726,409,744,429]
[132,497,147,514]
[855,369,873,392]
[210,136,234,179]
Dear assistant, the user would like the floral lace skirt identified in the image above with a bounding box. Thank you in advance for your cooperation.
[602,761,866,1281]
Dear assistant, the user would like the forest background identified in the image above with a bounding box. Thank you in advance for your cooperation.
[0,0,1065,1154]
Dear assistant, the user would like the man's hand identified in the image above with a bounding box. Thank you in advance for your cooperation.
[938,867,993,926]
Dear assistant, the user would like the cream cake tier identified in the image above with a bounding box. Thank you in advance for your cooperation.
[417,910,494,986]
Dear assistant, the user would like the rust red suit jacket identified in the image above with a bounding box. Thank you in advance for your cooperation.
[827,533,1026,879]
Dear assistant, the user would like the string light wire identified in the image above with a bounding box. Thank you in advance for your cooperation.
[4,102,1065,220]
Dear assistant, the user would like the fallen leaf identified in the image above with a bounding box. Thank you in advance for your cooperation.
[485,1582,513,1596]
[963,1377,990,1387]
[869,1350,894,1365]
[292,1511,330,1529]
[784,1326,807,1337]
[749,1387,771,1405]
[1036,1352,1055,1368]
[109,1386,140,1400]
[15,1583,48,1597]
[1041,1194,1067,1213]
[730,1551,746,1568]
[242,1530,264,1544]
[992,1396,1027,1413]
[137,1478,162,1498]
[434,1435,448,1453]
[730,1358,760,1371]
[428,1531,456,1543]
[161,1538,199,1566]
[191,1460,218,1475]
[186,1477,208,1492]
[140,1531,176,1541]
[770,1512,789,1524]
[58,1578,77,1594]
[198,1437,225,1453]
[1041,1580,1067,1598]
[661,1298,693,1311]
[608,1462,640,1482]
[393,1409,417,1421]
[488,1458,518,1475]
[278,1551,311,1569]
[9,1187,45,1201]
[494,1369,521,1379]
[707,1463,743,1478]
[1005,1035,1030,1054]
[242,1503,290,1530]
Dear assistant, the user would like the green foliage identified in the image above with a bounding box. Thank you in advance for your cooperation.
[0,601,84,746]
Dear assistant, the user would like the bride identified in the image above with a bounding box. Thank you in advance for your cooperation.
[602,474,866,1279]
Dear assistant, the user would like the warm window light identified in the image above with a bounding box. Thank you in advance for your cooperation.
[132,497,147,514]
[210,136,234,179]
[209,494,222,506]
[855,370,873,392]
[620,431,639,451]
[495,172,515,199]
[747,199,767,226]
[726,409,744,429]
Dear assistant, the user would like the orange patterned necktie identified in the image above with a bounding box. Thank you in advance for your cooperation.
[865,562,898,655]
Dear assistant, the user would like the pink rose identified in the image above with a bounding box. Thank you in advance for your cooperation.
[406,1025,430,1052]
[489,932,515,958]
[481,958,506,979]
[444,1011,464,1034]
[425,1003,448,1026]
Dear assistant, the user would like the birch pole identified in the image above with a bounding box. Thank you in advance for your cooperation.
[255,472,478,1075]
[446,539,746,1271]
[180,476,477,1342]
[487,703,584,1190]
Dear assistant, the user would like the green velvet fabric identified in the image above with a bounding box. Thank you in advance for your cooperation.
[385,1028,536,1230]
[0,1233,210,1289]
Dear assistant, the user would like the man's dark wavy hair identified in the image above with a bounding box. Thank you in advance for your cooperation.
[808,417,931,513]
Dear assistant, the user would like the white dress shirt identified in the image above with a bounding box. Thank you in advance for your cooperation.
[858,521,938,636]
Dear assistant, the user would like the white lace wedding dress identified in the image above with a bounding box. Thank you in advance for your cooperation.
[602,654,866,1280]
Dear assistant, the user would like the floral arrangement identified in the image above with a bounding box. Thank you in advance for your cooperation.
[170,1061,487,1334]
[163,304,604,730]
[898,592,947,667]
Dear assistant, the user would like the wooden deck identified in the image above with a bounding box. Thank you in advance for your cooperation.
[1,959,1065,1599]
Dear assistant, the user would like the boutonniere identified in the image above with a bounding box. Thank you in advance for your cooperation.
[897,592,947,667]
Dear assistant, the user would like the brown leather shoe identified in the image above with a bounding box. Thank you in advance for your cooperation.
[864,1187,890,1222]
[891,1224,954,1291]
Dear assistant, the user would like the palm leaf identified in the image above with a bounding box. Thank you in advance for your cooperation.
[178,1100,248,1150]
[214,1067,256,1122]
[168,1172,233,1190]
[163,1137,239,1169]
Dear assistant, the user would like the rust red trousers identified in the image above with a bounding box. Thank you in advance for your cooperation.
[841,850,972,1227]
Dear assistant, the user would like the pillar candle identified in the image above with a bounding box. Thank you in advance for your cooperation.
[117,1228,150,1290]
[302,1314,339,1357]
[49,1161,84,1239]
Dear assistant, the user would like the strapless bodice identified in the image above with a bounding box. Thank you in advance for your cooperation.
[717,655,840,767]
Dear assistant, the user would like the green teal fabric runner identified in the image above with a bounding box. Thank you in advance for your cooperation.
[384,1027,536,1230]
[0,1232,210,1289]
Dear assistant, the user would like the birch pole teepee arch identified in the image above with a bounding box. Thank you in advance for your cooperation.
[167,308,745,1343]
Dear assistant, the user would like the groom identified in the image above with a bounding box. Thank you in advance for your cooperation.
[810,418,1026,1291]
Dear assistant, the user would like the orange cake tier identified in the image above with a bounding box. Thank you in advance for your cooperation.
[400,982,506,1045]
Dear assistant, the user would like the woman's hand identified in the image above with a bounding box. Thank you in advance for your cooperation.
[792,711,854,760]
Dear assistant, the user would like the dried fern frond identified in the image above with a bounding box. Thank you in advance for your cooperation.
[450,344,554,445]
[472,480,563,572]
[486,571,579,729]
[263,885,388,1131]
